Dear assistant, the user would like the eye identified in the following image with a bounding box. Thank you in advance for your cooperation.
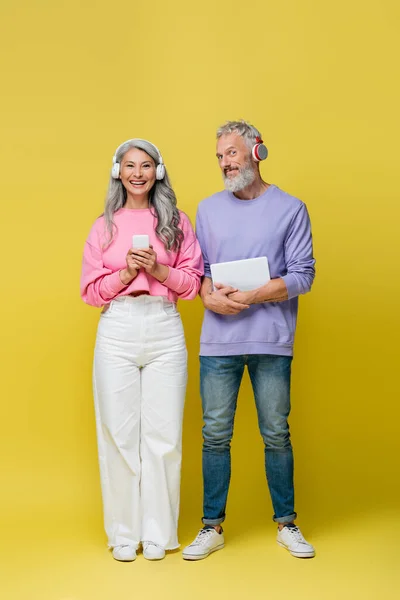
[143,163,152,168]
[229,150,237,156]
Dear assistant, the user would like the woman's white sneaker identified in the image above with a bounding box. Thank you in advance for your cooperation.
[182,527,225,560]
[112,545,137,562]
[277,524,315,558]
[142,541,166,560]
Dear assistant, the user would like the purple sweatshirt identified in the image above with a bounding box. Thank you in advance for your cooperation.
[195,185,315,356]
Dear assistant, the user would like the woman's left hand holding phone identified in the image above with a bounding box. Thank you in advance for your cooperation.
[119,249,141,285]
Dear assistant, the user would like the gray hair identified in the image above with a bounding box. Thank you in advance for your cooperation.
[216,120,262,152]
[103,139,183,252]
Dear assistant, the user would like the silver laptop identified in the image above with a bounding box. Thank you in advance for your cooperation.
[210,256,270,291]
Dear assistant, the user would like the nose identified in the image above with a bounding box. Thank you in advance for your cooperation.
[132,166,143,178]
[220,155,230,169]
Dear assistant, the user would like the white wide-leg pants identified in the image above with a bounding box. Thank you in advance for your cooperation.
[93,295,187,550]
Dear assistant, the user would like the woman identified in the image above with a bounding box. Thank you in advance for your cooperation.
[80,138,203,562]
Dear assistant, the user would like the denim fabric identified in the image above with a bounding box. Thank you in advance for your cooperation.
[200,354,297,525]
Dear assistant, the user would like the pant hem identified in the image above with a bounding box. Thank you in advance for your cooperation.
[108,542,180,551]
[273,512,297,524]
[141,541,181,551]
[108,543,139,550]
[202,518,225,526]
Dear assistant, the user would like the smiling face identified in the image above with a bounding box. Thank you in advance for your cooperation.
[216,132,257,192]
[119,147,157,200]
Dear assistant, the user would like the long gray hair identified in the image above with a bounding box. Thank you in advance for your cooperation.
[103,139,183,252]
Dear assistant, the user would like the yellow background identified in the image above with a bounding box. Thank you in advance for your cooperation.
[1,1,399,598]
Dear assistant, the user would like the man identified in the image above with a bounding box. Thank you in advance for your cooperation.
[182,120,316,561]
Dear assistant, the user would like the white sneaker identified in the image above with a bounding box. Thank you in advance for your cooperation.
[182,527,225,561]
[112,545,137,562]
[142,541,166,561]
[277,524,315,558]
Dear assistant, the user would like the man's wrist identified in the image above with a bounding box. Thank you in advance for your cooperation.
[253,279,289,303]
[246,289,259,304]
[200,278,213,305]
[200,288,212,308]
[203,295,210,309]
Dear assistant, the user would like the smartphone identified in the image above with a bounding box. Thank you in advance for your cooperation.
[132,234,150,249]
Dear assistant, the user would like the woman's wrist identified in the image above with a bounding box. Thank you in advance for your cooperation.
[119,268,136,285]
[152,264,169,283]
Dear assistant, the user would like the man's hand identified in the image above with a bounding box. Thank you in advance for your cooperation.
[227,290,256,305]
[203,282,250,315]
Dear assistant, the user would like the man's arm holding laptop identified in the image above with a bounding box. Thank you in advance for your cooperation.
[227,277,288,305]
[200,276,250,315]
[228,203,315,305]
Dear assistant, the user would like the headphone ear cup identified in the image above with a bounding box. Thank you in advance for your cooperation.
[252,143,268,162]
[111,162,120,179]
[156,163,165,180]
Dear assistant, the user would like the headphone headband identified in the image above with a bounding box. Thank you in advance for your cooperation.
[112,138,163,165]
[111,138,165,180]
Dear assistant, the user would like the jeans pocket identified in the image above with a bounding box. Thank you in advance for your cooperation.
[100,302,113,316]
[162,300,178,316]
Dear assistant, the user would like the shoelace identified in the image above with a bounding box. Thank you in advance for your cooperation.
[191,528,216,546]
[143,541,162,550]
[285,527,307,544]
[114,544,135,553]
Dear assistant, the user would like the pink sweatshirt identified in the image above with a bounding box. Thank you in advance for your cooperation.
[81,208,204,307]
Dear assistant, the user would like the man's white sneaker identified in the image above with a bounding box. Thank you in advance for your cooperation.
[142,541,166,560]
[182,527,225,561]
[112,545,137,562]
[277,524,315,558]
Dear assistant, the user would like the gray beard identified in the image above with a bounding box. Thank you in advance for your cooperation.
[223,164,256,193]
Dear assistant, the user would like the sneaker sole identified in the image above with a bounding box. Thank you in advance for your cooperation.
[143,553,165,561]
[277,541,315,558]
[182,543,225,561]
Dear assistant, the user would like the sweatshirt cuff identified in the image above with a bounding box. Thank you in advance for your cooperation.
[101,270,129,297]
[282,273,299,300]
[162,267,186,294]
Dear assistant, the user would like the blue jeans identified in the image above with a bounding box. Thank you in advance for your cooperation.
[200,354,297,525]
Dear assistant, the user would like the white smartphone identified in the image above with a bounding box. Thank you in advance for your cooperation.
[132,234,150,249]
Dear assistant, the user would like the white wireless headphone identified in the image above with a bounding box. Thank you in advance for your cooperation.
[252,136,268,162]
[111,138,166,180]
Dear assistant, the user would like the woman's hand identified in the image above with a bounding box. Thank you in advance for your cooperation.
[119,249,141,285]
[131,246,169,282]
